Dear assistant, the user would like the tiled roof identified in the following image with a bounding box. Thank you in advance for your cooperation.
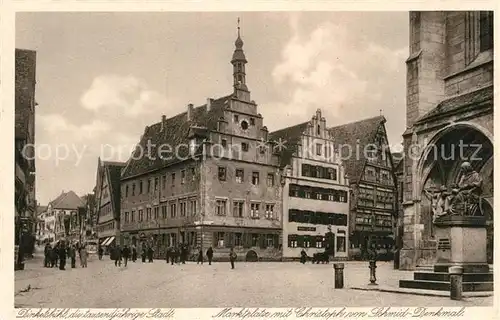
[416,85,493,123]
[107,162,125,220]
[121,94,232,179]
[328,116,386,184]
[268,122,310,167]
[49,190,85,210]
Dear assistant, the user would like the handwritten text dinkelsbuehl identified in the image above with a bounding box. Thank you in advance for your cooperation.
[16,308,175,320]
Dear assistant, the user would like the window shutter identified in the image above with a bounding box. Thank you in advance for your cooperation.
[212,232,218,247]
[274,234,279,249]
[259,234,265,249]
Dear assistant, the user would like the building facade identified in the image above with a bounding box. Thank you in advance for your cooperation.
[36,205,52,244]
[400,11,494,269]
[120,25,282,261]
[48,191,86,242]
[94,159,124,248]
[270,109,350,261]
[329,116,398,260]
[15,48,38,267]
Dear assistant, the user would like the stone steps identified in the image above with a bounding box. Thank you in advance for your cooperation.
[399,279,493,292]
[414,272,493,282]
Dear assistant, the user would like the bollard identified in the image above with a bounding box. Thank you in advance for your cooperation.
[368,260,377,285]
[333,263,344,289]
[449,266,464,300]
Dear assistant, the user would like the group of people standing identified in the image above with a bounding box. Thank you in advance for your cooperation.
[43,241,88,270]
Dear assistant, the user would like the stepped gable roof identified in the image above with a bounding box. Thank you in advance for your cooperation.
[328,115,386,184]
[106,161,125,220]
[121,94,232,179]
[416,85,493,124]
[49,190,85,210]
[268,122,310,168]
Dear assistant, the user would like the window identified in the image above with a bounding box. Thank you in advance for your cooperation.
[317,125,321,136]
[146,208,152,220]
[259,145,266,154]
[125,185,129,197]
[316,143,322,156]
[218,167,227,181]
[139,181,143,194]
[305,190,311,199]
[216,232,225,248]
[337,236,346,252]
[234,233,242,246]
[216,199,227,216]
[131,210,135,222]
[181,170,186,184]
[147,179,151,193]
[138,209,144,222]
[251,234,259,247]
[154,207,159,220]
[250,118,255,126]
[171,173,175,186]
[266,234,274,248]
[303,237,311,248]
[252,172,259,185]
[161,205,167,219]
[132,184,136,196]
[124,212,129,223]
[162,175,166,189]
[328,168,337,180]
[316,238,324,248]
[267,173,274,187]
[480,11,493,52]
[265,204,274,219]
[180,201,187,217]
[170,203,176,218]
[288,235,298,248]
[241,120,249,130]
[233,115,239,123]
[190,200,197,216]
[154,177,159,192]
[221,139,227,148]
[250,203,260,218]
[241,142,249,152]
[233,201,244,217]
[235,169,244,183]
[237,63,242,72]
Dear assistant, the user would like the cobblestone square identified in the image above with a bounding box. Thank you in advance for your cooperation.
[15,257,493,308]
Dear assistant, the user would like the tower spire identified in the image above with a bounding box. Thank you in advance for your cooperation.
[231,17,248,93]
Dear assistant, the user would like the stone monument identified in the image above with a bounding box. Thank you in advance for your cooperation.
[400,162,493,292]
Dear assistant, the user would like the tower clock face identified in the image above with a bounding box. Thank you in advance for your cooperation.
[240,120,249,130]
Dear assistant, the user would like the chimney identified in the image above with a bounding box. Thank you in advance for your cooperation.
[161,115,166,131]
[206,98,212,112]
[187,104,194,121]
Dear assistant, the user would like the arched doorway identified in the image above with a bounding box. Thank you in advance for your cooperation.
[417,123,493,256]
[245,250,258,262]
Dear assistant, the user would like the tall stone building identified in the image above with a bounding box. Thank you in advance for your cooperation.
[400,11,494,269]
[120,24,282,261]
[15,48,38,267]
[328,116,398,260]
[270,109,350,261]
[94,159,125,248]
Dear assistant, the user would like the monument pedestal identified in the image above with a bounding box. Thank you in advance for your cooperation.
[400,216,493,292]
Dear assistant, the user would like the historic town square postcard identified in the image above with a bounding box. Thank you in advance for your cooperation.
[1,1,498,319]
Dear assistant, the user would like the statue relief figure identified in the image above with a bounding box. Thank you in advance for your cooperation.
[456,161,483,216]
[424,185,449,223]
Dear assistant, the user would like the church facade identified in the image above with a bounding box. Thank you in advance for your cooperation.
[400,11,494,269]
[120,24,282,261]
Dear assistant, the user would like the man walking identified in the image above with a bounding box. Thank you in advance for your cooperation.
[197,247,203,265]
[206,246,213,265]
[58,242,67,270]
[229,247,237,270]
[122,245,130,267]
[131,244,137,262]
[114,245,122,267]
[98,245,103,260]
[69,244,76,268]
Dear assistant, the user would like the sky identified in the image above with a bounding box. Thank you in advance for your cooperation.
[16,12,409,205]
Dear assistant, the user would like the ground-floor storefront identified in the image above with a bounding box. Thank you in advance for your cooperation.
[121,225,282,261]
[349,230,395,261]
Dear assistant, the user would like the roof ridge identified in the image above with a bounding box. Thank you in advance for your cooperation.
[328,115,385,130]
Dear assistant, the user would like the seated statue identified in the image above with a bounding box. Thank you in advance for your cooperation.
[457,162,483,216]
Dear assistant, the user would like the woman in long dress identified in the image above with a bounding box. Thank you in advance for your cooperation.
[80,245,88,268]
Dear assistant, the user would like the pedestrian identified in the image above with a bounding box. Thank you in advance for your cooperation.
[141,246,147,263]
[98,245,103,260]
[179,244,186,264]
[147,246,154,263]
[229,247,237,269]
[43,243,51,267]
[131,244,137,262]
[206,246,213,265]
[69,245,76,268]
[58,242,67,270]
[53,243,59,268]
[122,245,130,267]
[197,247,203,264]
[165,246,171,264]
[80,244,88,268]
[300,249,307,264]
[170,246,176,265]
[114,245,122,267]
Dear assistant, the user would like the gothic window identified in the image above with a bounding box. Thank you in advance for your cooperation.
[317,125,321,135]
[479,11,493,52]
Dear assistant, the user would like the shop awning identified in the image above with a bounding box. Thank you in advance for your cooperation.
[100,237,110,245]
[103,236,116,246]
